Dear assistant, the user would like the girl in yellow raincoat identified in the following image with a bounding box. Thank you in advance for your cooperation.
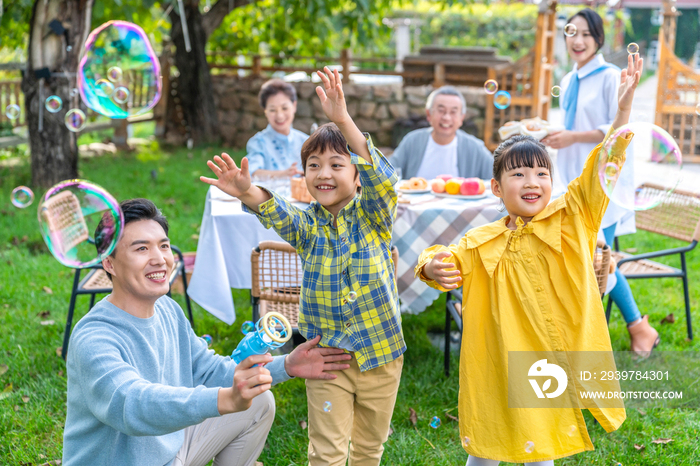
[415,53,644,465]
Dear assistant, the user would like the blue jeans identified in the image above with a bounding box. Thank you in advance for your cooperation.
[603,224,642,324]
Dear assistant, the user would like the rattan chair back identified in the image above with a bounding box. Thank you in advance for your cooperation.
[634,183,700,243]
[40,190,89,254]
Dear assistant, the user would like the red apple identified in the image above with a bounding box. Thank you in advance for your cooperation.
[459,178,486,196]
[437,174,453,183]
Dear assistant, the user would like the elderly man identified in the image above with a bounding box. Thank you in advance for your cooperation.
[389,86,493,180]
[62,198,351,466]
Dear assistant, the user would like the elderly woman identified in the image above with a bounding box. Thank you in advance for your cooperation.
[246,79,309,179]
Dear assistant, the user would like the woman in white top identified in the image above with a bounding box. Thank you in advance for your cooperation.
[542,8,659,355]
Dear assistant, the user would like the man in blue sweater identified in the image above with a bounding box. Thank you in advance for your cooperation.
[63,198,351,466]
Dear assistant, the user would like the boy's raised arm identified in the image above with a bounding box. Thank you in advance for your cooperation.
[315,67,371,163]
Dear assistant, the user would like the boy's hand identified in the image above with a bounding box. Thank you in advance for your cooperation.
[201,153,252,198]
[618,53,643,112]
[284,162,303,177]
[423,251,462,290]
[316,67,350,126]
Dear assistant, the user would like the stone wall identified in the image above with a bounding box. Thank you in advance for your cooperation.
[211,75,488,150]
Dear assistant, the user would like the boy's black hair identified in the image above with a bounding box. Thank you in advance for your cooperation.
[95,198,169,281]
[300,123,358,179]
[567,8,605,52]
[492,135,553,182]
[259,78,298,109]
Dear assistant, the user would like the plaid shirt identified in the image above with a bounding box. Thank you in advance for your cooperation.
[244,135,405,371]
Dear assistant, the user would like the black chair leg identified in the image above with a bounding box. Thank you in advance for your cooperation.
[63,269,82,361]
[252,299,260,322]
[89,293,96,309]
[681,253,693,340]
[605,295,614,324]
[445,300,451,377]
[181,268,194,329]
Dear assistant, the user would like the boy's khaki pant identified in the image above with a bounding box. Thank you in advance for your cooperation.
[306,353,403,466]
[172,390,275,466]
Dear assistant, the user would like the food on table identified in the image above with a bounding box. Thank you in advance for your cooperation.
[430,178,446,193]
[436,174,454,183]
[291,176,314,203]
[497,117,565,141]
[444,178,462,195]
[399,177,429,191]
[459,178,486,196]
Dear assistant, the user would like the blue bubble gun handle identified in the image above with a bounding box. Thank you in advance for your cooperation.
[231,312,292,364]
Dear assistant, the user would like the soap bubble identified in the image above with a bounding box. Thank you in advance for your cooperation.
[551,86,561,98]
[603,162,619,181]
[430,416,441,428]
[65,109,87,132]
[627,42,639,54]
[202,334,212,346]
[96,79,115,97]
[524,440,535,453]
[696,103,700,116]
[347,291,358,303]
[11,186,34,209]
[107,66,123,82]
[567,425,577,437]
[78,20,162,119]
[37,179,124,268]
[241,321,255,334]
[323,401,332,412]
[45,96,63,113]
[5,104,20,120]
[484,79,498,95]
[113,87,130,104]
[600,123,683,211]
[462,436,471,447]
[71,88,79,97]
[564,23,577,37]
[494,91,511,110]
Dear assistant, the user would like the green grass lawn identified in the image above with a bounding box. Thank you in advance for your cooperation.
[1,138,699,465]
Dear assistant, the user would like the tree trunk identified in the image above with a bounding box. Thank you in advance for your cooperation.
[165,0,255,146]
[21,0,93,188]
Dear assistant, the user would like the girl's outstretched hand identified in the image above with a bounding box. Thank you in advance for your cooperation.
[423,251,462,290]
[201,153,252,198]
[618,53,643,112]
[316,67,350,126]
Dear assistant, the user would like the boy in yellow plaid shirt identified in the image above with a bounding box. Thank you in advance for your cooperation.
[202,67,405,465]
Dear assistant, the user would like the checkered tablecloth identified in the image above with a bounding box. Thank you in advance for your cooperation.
[393,193,506,314]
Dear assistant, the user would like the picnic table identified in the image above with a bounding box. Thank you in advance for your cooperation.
[187,185,506,324]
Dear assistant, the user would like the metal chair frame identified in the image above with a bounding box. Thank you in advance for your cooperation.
[61,245,193,360]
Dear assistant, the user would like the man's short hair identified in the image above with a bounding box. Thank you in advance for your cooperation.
[95,198,169,281]
[425,86,467,114]
[259,78,298,109]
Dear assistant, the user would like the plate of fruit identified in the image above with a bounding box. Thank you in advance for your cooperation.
[398,177,431,194]
[430,174,487,199]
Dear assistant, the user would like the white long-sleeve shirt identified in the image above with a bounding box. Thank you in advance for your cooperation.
[558,54,635,231]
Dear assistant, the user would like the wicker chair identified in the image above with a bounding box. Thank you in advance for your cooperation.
[250,241,399,331]
[607,183,700,340]
[443,242,614,377]
[61,246,193,360]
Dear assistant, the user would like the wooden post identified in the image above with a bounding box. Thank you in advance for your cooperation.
[433,63,445,87]
[532,1,556,120]
[483,68,496,149]
[154,42,171,138]
[655,0,678,127]
[340,49,351,84]
[252,55,262,76]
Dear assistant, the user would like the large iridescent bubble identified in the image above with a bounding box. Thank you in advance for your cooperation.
[78,21,161,119]
[37,180,124,268]
[599,123,683,211]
